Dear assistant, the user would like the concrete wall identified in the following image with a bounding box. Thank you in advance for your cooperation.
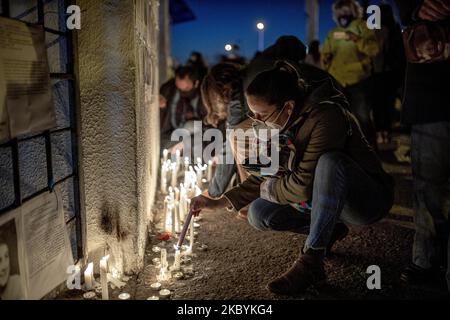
[76,0,160,274]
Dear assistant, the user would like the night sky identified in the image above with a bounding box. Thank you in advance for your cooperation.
[171,0,398,65]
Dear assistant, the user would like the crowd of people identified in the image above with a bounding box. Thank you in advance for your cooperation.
[159,0,450,296]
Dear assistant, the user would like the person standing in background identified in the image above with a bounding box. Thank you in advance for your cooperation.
[322,0,380,148]
[394,0,450,291]
[186,51,208,81]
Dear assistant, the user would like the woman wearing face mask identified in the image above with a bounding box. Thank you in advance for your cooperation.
[190,61,394,295]
[322,0,380,148]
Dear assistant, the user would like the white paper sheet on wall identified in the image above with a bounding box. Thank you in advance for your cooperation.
[0,16,56,143]
[0,191,74,300]
[20,191,74,300]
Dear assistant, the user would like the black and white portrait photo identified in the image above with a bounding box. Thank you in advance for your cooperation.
[0,218,25,300]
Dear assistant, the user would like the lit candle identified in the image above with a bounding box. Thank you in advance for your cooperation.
[152,246,161,253]
[118,293,130,300]
[184,157,190,171]
[163,149,169,162]
[173,272,184,280]
[150,282,162,291]
[157,249,171,282]
[171,163,177,187]
[174,201,180,233]
[159,289,171,300]
[147,296,159,300]
[100,255,110,300]
[84,262,94,291]
[83,291,96,300]
[171,203,176,235]
[175,149,181,169]
[195,165,203,188]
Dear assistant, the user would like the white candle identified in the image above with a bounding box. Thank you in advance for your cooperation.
[163,149,169,162]
[207,160,213,181]
[161,249,167,269]
[118,292,130,300]
[159,289,171,299]
[171,163,177,187]
[150,282,162,291]
[100,255,109,300]
[173,272,184,280]
[84,262,94,291]
[157,249,171,281]
[152,246,161,253]
[175,149,181,169]
[195,165,203,188]
[171,203,176,235]
[171,249,181,271]
[184,157,190,171]
[83,291,96,299]
[174,202,180,233]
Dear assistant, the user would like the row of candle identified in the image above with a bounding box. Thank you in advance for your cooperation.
[160,149,213,195]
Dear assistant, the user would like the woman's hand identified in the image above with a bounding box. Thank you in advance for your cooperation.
[190,195,231,216]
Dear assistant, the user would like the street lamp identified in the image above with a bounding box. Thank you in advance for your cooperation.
[224,44,233,52]
[256,21,265,51]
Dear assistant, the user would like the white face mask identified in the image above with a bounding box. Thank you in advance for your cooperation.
[251,104,291,141]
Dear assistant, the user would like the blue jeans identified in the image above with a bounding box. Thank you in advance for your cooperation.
[248,152,393,251]
[411,122,450,282]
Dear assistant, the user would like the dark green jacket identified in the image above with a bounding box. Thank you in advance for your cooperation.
[224,78,394,210]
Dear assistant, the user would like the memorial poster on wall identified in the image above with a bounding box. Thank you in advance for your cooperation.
[0,16,56,143]
[0,191,73,300]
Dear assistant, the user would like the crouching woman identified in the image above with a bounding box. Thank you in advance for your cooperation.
[190,61,394,295]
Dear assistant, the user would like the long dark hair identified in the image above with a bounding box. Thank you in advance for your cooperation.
[201,63,243,127]
[246,61,305,110]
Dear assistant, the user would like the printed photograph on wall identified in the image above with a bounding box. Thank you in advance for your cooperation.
[0,216,25,300]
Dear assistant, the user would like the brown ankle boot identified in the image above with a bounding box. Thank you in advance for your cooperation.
[267,252,326,295]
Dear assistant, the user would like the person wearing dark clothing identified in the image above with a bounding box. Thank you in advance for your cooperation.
[372,4,406,144]
[186,51,208,81]
[190,62,394,295]
[209,36,345,201]
[394,0,450,291]
[322,0,380,148]
[159,65,205,152]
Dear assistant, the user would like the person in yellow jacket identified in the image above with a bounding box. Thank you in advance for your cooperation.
[322,0,380,147]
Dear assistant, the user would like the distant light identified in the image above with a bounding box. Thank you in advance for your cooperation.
[225,44,232,52]
[256,22,265,30]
